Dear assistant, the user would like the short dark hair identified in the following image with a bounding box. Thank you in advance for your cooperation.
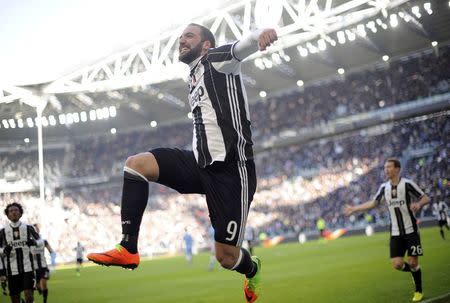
[386,157,401,169]
[188,23,216,48]
[4,202,24,216]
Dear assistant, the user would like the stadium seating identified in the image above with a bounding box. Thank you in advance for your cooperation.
[0,46,448,263]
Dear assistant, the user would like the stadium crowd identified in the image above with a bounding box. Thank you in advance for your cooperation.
[58,45,450,178]
[0,112,447,262]
[0,46,448,263]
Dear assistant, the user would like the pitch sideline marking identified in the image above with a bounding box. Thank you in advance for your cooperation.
[422,291,450,303]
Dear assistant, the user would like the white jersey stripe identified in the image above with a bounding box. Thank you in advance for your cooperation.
[227,75,245,160]
[231,76,247,161]
[241,164,249,246]
[229,75,246,161]
[237,164,249,246]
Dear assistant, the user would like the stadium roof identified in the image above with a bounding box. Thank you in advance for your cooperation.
[1,0,449,142]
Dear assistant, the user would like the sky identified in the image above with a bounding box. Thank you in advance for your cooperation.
[0,0,224,86]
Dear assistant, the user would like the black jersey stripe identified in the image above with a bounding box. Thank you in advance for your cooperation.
[36,254,42,269]
[394,207,406,236]
[16,248,24,274]
[193,107,212,167]
[6,255,11,276]
[407,208,418,233]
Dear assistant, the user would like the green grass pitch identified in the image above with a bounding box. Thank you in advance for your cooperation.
[46,227,449,303]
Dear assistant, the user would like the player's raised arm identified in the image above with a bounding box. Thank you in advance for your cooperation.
[233,28,278,61]
[344,200,378,216]
[344,183,385,216]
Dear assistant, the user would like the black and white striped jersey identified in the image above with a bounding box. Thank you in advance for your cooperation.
[0,222,42,276]
[187,42,254,167]
[433,201,449,221]
[374,178,425,236]
[32,239,49,269]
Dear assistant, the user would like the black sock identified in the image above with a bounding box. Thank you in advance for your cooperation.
[411,267,422,292]
[234,249,257,278]
[440,229,445,239]
[402,263,411,272]
[43,289,48,303]
[119,169,149,254]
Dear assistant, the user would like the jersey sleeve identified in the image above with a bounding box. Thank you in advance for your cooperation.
[405,179,425,199]
[373,184,385,205]
[27,225,44,247]
[207,42,241,74]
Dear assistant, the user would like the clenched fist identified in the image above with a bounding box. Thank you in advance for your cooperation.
[258,29,278,51]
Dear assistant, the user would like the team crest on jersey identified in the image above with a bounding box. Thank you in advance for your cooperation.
[13,230,19,238]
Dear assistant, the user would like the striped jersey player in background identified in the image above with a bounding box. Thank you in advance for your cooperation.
[0,203,44,303]
[433,201,449,240]
[88,23,278,303]
[345,158,430,302]
[32,224,55,303]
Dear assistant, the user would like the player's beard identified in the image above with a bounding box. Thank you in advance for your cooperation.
[179,42,203,64]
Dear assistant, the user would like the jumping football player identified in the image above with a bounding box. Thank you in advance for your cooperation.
[87,23,278,302]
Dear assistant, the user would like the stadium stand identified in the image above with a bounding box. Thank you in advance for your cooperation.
[0,46,448,263]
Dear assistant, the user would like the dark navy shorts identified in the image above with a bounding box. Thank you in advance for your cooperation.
[151,148,256,247]
[390,232,423,258]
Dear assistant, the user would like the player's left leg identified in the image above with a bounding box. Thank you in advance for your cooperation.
[408,256,423,301]
[35,271,42,295]
[406,233,424,302]
[40,275,49,303]
[214,242,261,303]
[438,221,445,239]
[23,272,35,303]
[203,160,260,302]
[76,260,82,276]
[23,289,33,303]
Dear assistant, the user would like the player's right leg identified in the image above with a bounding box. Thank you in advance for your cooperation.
[438,221,445,239]
[87,152,158,269]
[87,148,204,269]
